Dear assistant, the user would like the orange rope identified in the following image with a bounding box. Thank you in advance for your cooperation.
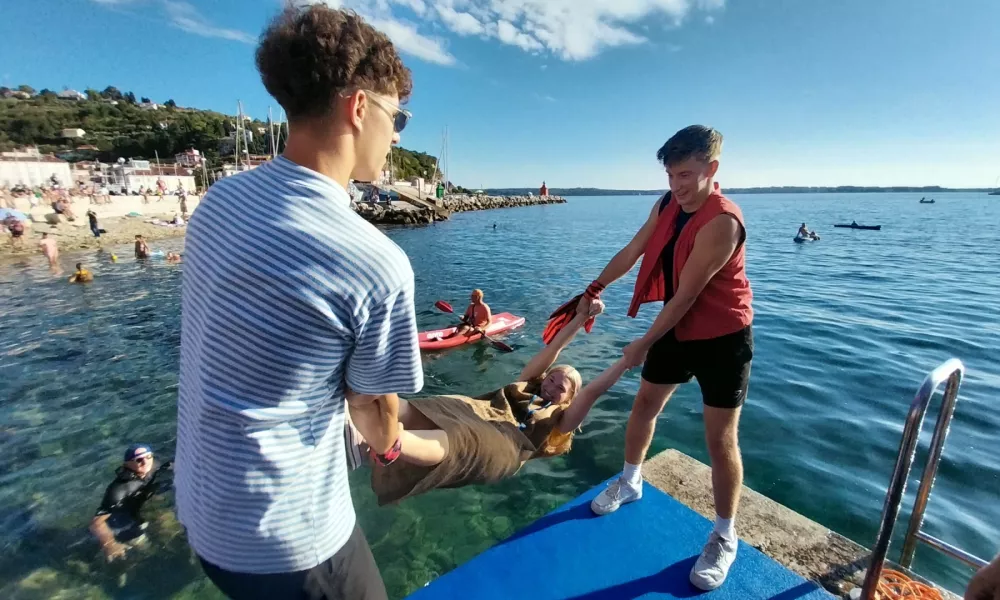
[875,569,944,600]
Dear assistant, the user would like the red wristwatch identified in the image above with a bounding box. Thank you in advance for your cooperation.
[370,436,402,467]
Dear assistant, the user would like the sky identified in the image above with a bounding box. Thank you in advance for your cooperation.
[2,0,999,189]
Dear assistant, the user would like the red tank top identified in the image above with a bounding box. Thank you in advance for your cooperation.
[628,186,753,341]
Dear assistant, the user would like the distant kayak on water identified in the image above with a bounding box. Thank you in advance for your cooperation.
[834,223,882,230]
[419,312,525,351]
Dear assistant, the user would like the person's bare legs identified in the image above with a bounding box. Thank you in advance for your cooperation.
[393,398,449,467]
[703,405,743,520]
[624,380,678,465]
[398,429,449,466]
[591,380,677,515]
[689,404,744,591]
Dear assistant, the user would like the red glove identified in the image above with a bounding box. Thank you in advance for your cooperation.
[542,281,604,345]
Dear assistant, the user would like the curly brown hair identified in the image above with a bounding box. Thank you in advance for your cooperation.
[256,5,413,121]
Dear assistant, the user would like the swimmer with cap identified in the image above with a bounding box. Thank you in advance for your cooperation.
[89,444,172,562]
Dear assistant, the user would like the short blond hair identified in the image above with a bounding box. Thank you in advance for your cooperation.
[656,125,723,166]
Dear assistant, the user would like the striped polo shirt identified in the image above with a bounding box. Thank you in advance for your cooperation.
[176,157,423,574]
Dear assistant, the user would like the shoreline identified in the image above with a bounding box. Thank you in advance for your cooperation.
[1,194,568,262]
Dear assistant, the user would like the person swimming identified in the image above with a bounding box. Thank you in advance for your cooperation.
[134,235,150,259]
[89,444,172,562]
[69,263,93,283]
[348,299,621,505]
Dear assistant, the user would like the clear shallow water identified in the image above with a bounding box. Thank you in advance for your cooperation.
[1,192,998,598]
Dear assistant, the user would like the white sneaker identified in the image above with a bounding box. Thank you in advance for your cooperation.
[590,476,642,516]
[689,532,738,591]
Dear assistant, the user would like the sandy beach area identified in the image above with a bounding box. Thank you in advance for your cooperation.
[2,213,189,262]
[2,191,200,263]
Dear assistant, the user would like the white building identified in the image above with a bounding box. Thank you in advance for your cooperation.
[175,148,203,167]
[61,128,86,139]
[139,102,160,111]
[57,89,86,101]
[94,159,197,194]
[0,152,73,188]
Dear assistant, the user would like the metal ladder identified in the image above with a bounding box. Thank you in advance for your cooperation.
[861,358,990,598]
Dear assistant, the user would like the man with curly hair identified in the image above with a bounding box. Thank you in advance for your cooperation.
[176,5,421,599]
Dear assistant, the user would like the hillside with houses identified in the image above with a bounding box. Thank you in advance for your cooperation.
[0,84,441,191]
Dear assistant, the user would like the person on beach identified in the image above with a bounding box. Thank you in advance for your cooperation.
[967,553,1000,600]
[87,209,106,239]
[179,192,188,219]
[69,263,94,283]
[89,444,172,563]
[176,6,419,599]
[38,233,58,268]
[348,300,618,505]
[562,125,753,591]
[440,289,492,340]
[134,235,150,259]
[5,216,25,249]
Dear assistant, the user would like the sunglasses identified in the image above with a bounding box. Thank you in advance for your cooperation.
[365,91,412,134]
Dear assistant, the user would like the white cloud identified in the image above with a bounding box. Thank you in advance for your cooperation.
[436,5,484,36]
[304,1,457,65]
[163,1,257,44]
[368,17,456,65]
[308,0,721,64]
[496,20,543,52]
[429,0,723,60]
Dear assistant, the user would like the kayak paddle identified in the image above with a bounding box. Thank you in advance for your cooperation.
[434,300,514,352]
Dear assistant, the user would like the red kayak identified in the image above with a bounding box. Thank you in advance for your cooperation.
[419,312,525,351]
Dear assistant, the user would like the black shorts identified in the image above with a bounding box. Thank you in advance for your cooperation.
[640,326,753,409]
[199,524,386,600]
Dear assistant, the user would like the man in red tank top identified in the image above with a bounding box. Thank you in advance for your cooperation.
[580,126,753,591]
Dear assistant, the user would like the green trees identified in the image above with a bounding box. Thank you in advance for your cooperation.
[0,85,444,185]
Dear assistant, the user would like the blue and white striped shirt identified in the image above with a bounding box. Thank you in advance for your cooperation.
[176,157,423,574]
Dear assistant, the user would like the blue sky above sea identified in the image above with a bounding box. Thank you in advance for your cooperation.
[2,0,998,189]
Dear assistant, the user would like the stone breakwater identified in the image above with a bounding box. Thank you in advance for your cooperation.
[441,194,566,213]
[352,194,566,226]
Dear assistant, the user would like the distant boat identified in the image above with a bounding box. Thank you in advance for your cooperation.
[919,199,935,204]
[834,223,882,231]
[989,190,1000,196]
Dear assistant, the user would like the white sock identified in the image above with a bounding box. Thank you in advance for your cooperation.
[714,515,736,542]
[621,461,642,486]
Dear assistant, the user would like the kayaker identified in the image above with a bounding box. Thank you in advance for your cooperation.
[69,263,94,283]
[89,444,172,562]
[347,299,618,505]
[553,125,754,591]
[443,289,492,339]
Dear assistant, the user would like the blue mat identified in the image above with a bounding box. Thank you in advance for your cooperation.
[409,481,834,599]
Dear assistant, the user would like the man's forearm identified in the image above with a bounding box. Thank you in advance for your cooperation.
[595,246,641,287]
